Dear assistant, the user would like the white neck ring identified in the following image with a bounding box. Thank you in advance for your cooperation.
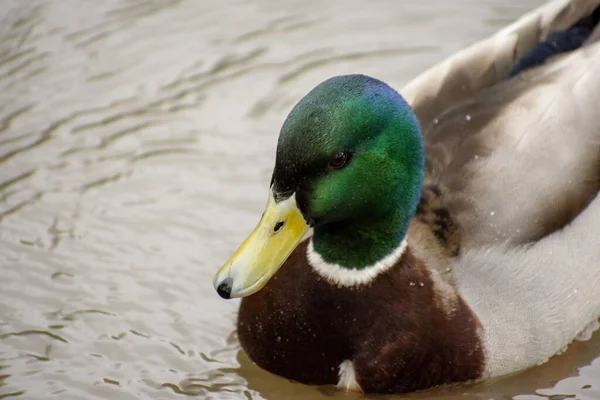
[306,238,408,287]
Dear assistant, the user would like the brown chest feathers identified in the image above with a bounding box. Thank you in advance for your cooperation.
[237,241,485,394]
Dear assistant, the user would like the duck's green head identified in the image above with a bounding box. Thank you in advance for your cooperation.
[214,74,424,298]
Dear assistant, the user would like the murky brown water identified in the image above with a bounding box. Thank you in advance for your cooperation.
[1,0,599,399]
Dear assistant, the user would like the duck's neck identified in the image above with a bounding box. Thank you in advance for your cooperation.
[310,210,410,271]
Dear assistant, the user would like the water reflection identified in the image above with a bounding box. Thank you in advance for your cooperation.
[0,0,598,399]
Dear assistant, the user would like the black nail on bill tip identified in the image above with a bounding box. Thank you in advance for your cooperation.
[217,277,233,299]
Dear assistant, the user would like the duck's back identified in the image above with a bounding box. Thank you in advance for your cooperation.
[402,0,600,249]
[400,0,600,379]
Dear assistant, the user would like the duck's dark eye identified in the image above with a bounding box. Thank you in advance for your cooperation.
[328,151,349,170]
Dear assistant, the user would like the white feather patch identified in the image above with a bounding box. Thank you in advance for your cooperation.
[337,360,362,392]
[576,318,600,341]
[307,238,408,287]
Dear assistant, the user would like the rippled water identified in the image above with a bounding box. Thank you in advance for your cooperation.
[1,0,599,399]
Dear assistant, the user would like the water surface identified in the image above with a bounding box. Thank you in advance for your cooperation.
[1,0,599,399]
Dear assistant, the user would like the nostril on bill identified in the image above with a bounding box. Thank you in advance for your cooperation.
[273,221,284,233]
[216,277,233,299]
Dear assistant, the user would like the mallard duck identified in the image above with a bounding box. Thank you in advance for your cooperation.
[213,0,600,394]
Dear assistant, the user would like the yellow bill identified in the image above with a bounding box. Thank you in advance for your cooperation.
[213,192,308,299]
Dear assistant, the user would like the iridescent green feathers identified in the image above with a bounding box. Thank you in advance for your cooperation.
[271,75,424,268]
